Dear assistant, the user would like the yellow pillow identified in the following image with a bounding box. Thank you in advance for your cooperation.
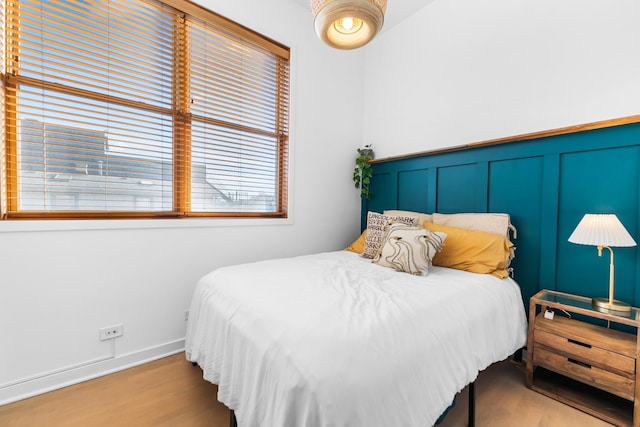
[345,230,367,253]
[422,222,513,278]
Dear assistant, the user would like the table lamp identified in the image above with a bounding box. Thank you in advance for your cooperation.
[568,213,637,312]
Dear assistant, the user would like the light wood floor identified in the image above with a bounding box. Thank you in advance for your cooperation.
[0,353,613,426]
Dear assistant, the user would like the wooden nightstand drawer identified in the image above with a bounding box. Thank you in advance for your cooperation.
[526,290,640,427]
[534,314,637,358]
[534,347,635,401]
[534,329,635,377]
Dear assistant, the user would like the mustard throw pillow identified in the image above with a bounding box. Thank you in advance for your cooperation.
[422,222,513,279]
[345,230,367,253]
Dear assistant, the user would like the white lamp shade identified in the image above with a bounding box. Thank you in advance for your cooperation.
[568,214,637,247]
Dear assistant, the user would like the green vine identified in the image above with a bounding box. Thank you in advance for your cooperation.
[353,145,374,199]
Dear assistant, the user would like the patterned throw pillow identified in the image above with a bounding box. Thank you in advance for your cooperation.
[383,209,433,226]
[373,223,447,276]
[362,211,418,259]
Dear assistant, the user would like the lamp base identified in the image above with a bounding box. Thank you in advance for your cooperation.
[592,297,632,313]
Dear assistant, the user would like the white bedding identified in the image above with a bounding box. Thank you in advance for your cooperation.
[185,251,528,427]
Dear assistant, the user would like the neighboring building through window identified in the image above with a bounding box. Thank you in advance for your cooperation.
[1,0,290,219]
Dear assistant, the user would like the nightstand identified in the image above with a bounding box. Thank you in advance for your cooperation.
[526,289,640,427]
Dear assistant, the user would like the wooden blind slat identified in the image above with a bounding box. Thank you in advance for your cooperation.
[161,0,289,60]
[3,0,289,219]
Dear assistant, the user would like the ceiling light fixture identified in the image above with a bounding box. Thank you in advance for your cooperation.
[311,0,387,50]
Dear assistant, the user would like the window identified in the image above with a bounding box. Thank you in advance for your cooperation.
[1,0,290,219]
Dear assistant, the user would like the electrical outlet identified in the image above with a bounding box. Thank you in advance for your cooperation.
[184,310,189,321]
[99,324,124,341]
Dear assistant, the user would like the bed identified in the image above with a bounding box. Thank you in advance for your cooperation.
[185,212,528,426]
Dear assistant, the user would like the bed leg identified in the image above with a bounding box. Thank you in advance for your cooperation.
[468,381,475,427]
[230,410,238,427]
[513,347,524,363]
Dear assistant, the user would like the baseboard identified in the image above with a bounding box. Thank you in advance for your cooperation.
[0,339,185,406]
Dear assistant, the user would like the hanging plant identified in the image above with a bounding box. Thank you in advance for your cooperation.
[353,145,374,199]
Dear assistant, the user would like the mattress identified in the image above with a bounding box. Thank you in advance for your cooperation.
[185,250,528,427]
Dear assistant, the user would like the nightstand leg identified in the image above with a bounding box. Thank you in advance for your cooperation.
[634,342,640,427]
[526,297,537,387]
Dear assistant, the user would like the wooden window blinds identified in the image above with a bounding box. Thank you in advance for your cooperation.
[2,0,290,219]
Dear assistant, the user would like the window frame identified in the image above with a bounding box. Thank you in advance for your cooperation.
[1,0,290,220]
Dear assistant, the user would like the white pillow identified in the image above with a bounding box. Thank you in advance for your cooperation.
[431,212,516,239]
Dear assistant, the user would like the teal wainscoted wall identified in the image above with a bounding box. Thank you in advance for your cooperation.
[362,121,640,309]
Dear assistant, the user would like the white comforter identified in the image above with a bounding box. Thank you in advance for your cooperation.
[185,251,528,427]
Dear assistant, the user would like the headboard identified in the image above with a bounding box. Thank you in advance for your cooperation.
[362,116,640,308]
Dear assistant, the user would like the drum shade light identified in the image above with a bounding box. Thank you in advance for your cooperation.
[311,0,387,50]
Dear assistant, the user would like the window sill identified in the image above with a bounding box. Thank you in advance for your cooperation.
[0,216,293,233]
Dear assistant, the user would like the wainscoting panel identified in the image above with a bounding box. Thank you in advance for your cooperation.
[363,119,640,308]
[398,168,430,214]
[556,146,639,304]
[437,163,481,213]
[487,156,544,304]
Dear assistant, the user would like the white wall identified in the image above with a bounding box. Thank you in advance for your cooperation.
[363,0,640,159]
[0,0,366,404]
